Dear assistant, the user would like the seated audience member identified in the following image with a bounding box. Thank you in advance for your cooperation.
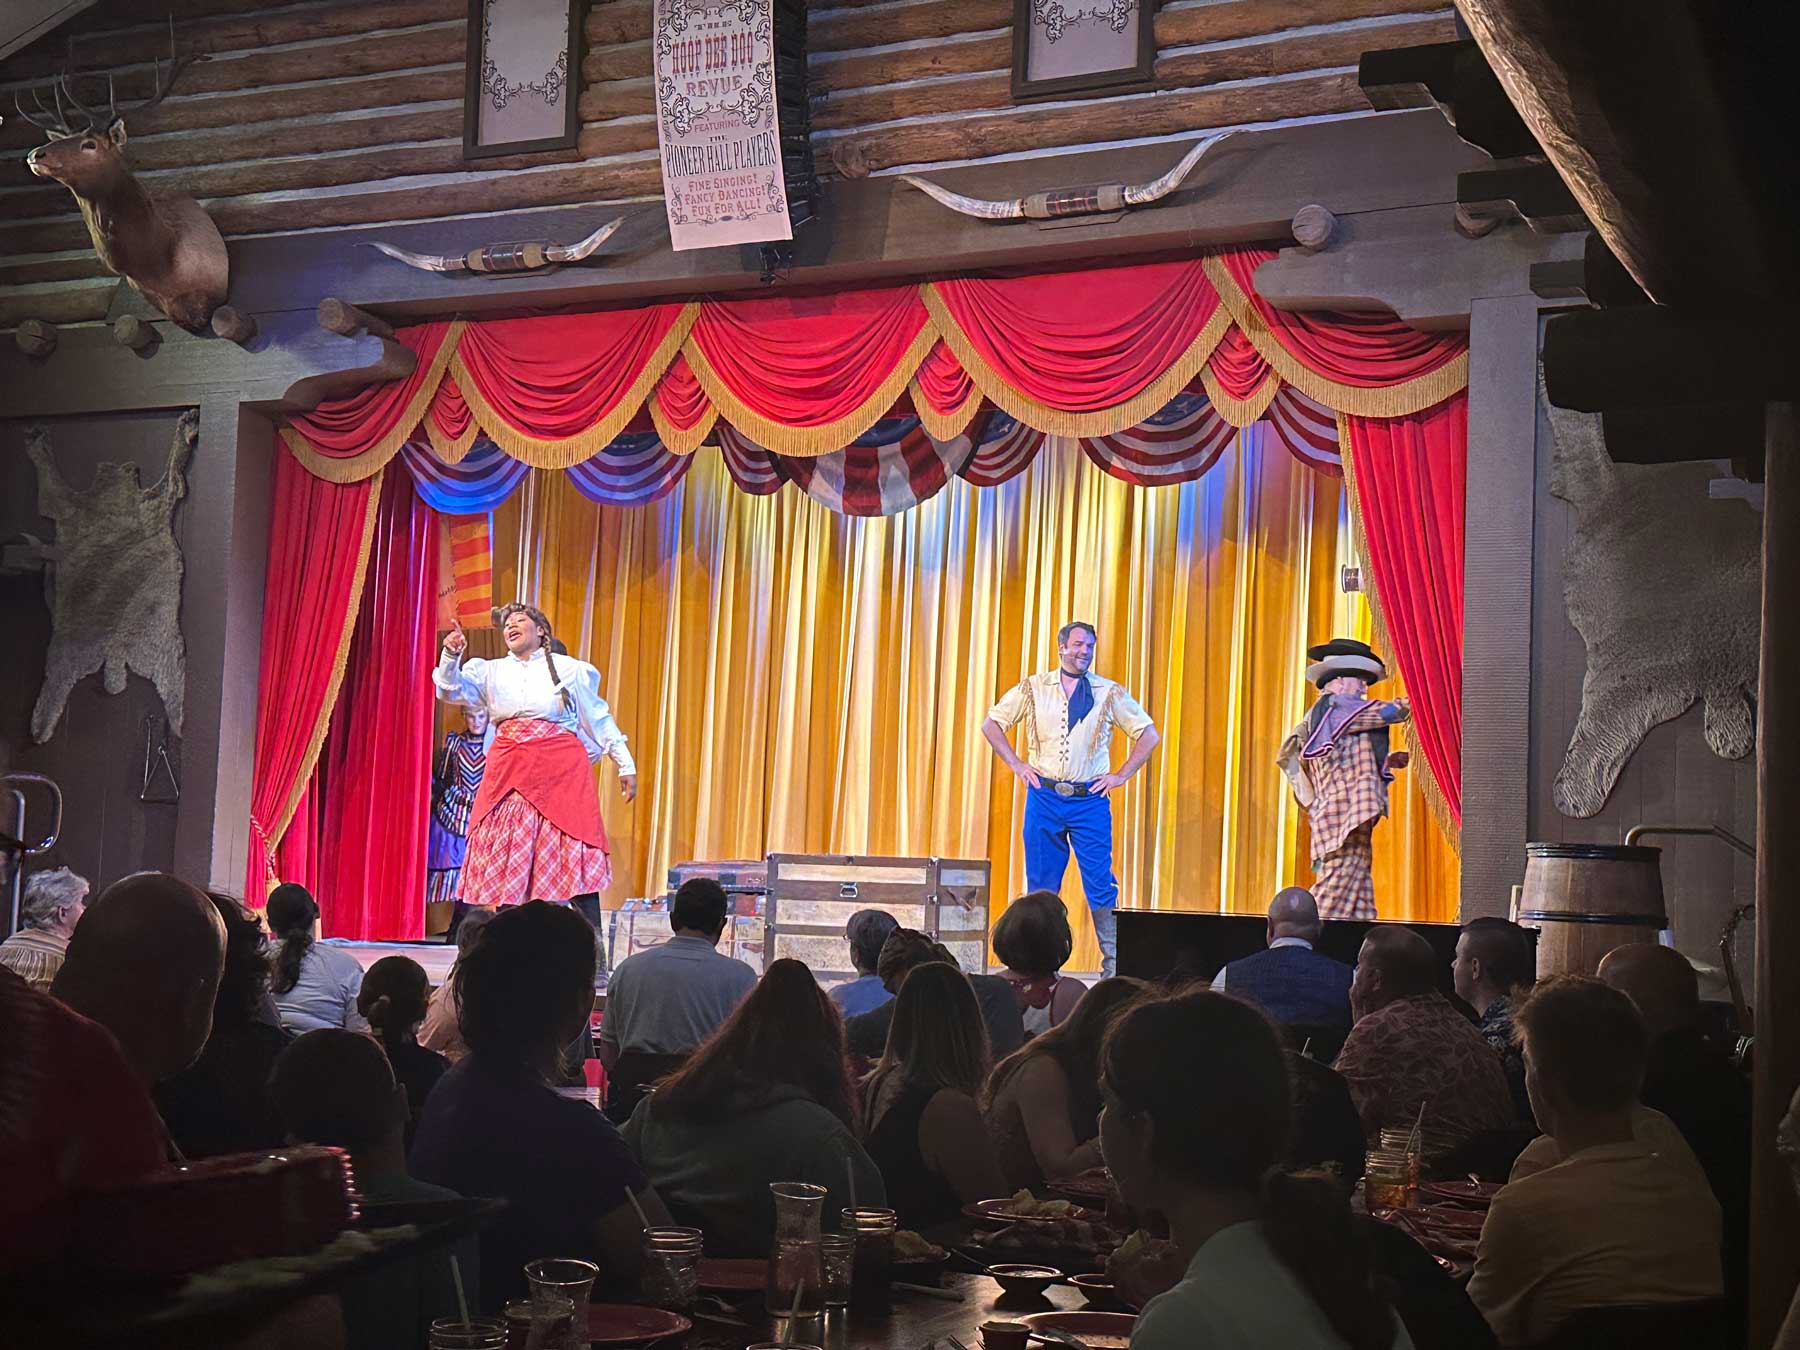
[268,883,369,1034]
[359,955,450,1143]
[51,870,227,1095]
[0,968,167,1273]
[1333,926,1515,1168]
[983,975,1145,1189]
[1101,989,1412,1350]
[624,959,885,1257]
[1776,1082,1800,1350]
[1467,977,1722,1347]
[421,905,495,1062]
[845,928,1026,1062]
[1212,887,1352,1059]
[993,890,1086,1036]
[156,893,293,1158]
[412,902,667,1310]
[861,962,1007,1228]
[1452,917,1536,1124]
[832,908,900,1017]
[0,865,87,991]
[272,1029,476,1350]
[1287,1050,1368,1186]
[1598,942,1749,1333]
[599,877,757,1122]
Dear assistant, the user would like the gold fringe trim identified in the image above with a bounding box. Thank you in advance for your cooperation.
[684,319,937,456]
[1338,411,1462,854]
[649,395,718,455]
[449,303,699,468]
[266,466,386,859]
[424,410,483,464]
[1200,367,1280,427]
[910,374,985,442]
[1204,255,1468,418]
[278,321,468,484]
[922,282,1234,437]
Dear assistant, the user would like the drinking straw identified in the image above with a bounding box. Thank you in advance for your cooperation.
[788,1274,807,1322]
[845,1158,857,1214]
[1406,1100,1427,1155]
[626,1186,651,1232]
[450,1252,471,1327]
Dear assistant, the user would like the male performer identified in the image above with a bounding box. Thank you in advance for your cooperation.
[1277,638,1411,921]
[982,621,1160,977]
[436,603,636,910]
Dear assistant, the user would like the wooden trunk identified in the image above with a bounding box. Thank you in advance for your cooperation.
[1517,843,1668,977]
[765,853,991,981]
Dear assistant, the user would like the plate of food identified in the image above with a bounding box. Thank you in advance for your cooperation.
[892,1229,949,1284]
[1021,1310,1136,1350]
[1410,1205,1486,1234]
[586,1303,693,1346]
[964,1191,1100,1226]
[968,1216,1122,1275]
[1045,1168,1114,1204]
[1418,1179,1502,1208]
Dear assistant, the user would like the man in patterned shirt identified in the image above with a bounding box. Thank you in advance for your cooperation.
[1335,925,1517,1168]
[981,621,1160,977]
[1277,638,1412,921]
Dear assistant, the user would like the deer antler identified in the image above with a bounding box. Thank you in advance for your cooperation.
[12,82,78,136]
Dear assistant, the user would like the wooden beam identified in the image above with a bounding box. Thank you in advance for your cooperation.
[808,16,1453,133]
[0,0,460,78]
[822,70,1367,178]
[576,117,656,160]
[0,69,463,150]
[582,40,647,84]
[1156,0,1452,47]
[199,110,1489,320]
[1356,38,1539,159]
[579,75,651,121]
[1543,307,1800,411]
[1457,162,1584,232]
[810,0,1011,51]
[0,278,112,325]
[809,33,1010,97]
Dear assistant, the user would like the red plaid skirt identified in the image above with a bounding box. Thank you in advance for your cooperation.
[459,718,611,906]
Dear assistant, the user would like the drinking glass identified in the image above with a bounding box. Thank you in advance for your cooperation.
[1364,1148,1415,1215]
[766,1182,826,1319]
[427,1318,507,1350]
[642,1226,704,1312]
[819,1232,854,1309]
[502,1295,573,1350]
[840,1206,897,1309]
[524,1258,597,1349]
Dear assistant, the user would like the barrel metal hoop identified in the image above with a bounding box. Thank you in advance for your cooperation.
[1516,909,1671,926]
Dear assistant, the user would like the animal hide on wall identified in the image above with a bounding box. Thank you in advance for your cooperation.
[26,412,193,743]
[1544,377,1760,817]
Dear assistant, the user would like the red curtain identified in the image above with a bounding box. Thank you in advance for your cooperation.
[285,322,456,462]
[245,444,383,900]
[930,260,1223,414]
[1344,396,1467,828]
[311,471,440,939]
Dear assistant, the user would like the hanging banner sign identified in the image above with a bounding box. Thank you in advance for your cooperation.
[652,0,791,252]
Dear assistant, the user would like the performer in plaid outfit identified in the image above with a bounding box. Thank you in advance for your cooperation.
[435,602,637,909]
[426,706,489,908]
[1277,638,1411,921]
[982,621,1161,978]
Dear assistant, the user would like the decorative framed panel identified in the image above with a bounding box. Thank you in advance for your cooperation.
[464,0,581,159]
[1011,0,1157,103]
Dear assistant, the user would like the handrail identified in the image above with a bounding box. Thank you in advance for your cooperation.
[1621,822,1756,1034]
[1623,823,1756,856]
[2,772,64,938]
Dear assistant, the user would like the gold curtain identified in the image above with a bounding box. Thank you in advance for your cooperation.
[490,427,1459,971]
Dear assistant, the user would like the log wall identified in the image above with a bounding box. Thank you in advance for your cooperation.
[0,0,1457,325]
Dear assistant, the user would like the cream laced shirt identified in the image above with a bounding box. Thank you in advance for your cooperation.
[985,669,1155,782]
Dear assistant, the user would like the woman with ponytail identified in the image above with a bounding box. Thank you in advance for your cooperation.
[358,955,450,1146]
[268,883,369,1035]
[435,601,637,910]
[1100,990,1411,1350]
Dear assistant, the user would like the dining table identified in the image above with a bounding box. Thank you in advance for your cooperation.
[676,1268,1111,1350]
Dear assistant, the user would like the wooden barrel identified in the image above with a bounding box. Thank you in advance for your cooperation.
[1518,843,1669,978]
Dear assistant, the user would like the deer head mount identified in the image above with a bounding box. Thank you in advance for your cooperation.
[14,32,229,333]
[900,131,1241,222]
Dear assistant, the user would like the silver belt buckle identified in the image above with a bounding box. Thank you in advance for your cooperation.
[1054,781,1076,798]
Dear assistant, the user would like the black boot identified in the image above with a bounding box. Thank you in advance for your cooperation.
[444,900,471,944]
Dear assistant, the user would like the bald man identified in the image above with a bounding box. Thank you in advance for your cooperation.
[1335,925,1516,1165]
[52,871,227,1087]
[1599,943,1750,1333]
[1211,887,1353,1057]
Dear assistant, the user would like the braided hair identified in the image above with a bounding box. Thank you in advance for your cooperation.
[494,601,572,713]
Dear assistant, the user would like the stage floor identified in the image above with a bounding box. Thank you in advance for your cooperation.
[329,939,456,986]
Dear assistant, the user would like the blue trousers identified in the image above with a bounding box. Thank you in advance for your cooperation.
[1023,784,1119,977]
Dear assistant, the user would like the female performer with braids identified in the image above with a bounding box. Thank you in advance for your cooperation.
[434,602,637,909]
